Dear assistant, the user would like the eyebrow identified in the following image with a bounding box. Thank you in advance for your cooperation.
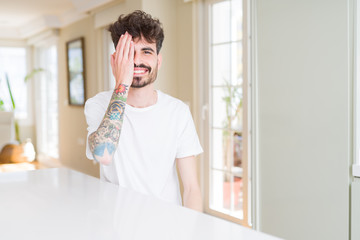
[142,47,155,53]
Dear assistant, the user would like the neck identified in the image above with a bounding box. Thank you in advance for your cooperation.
[126,83,157,108]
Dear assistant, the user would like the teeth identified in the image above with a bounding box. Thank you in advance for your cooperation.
[134,70,146,74]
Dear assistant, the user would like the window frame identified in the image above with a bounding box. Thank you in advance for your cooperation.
[201,0,256,228]
[354,0,360,177]
[34,44,59,159]
[32,32,60,164]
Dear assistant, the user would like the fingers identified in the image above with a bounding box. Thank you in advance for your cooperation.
[116,35,125,62]
[112,32,134,86]
[110,53,115,76]
[118,33,127,61]
[115,34,124,59]
[110,53,114,69]
[115,32,132,62]
[123,34,132,59]
[129,41,134,60]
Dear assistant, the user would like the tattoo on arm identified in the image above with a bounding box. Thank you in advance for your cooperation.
[89,84,129,163]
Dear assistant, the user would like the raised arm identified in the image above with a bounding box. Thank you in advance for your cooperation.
[88,32,134,165]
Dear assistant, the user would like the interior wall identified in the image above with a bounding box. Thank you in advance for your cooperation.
[256,0,350,239]
[175,0,195,110]
[58,16,99,177]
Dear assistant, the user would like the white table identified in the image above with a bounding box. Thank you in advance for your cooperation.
[0,168,280,240]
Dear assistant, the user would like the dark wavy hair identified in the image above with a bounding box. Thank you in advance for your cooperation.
[108,10,164,54]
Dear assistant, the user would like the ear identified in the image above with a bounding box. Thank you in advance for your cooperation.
[157,53,162,70]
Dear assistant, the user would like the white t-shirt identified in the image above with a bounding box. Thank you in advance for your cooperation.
[84,90,203,205]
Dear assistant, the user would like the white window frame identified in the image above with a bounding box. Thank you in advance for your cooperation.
[200,0,258,228]
[31,30,60,165]
[354,0,360,177]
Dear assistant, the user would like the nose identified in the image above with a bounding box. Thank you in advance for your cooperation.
[133,51,141,65]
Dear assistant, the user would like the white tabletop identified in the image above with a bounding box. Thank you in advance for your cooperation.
[0,168,280,240]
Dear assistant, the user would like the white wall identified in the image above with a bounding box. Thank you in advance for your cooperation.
[256,0,350,239]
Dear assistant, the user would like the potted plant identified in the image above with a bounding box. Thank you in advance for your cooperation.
[221,79,243,209]
[0,69,43,163]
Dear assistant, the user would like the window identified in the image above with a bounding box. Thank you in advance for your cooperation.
[0,47,28,119]
[34,44,59,161]
[204,0,252,227]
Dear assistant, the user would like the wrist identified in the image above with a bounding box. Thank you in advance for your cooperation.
[114,83,129,98]
[115,79,131,88]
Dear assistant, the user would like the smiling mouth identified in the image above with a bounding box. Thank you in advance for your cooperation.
[133,64,151,76]
[133,68,148,75]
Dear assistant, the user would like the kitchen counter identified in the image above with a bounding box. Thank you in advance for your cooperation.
[0,168,280,240]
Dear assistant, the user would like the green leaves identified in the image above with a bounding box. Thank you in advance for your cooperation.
[24,68,44,82]
[0,68,44,111]
[0,99,4,111]
[221,79,243,131]
[5,73,15,110]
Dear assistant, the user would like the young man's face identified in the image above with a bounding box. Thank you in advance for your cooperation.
[131,37,162,88]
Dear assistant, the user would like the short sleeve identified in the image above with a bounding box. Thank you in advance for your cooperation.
[176,106,203,159]
[84,97,106,160]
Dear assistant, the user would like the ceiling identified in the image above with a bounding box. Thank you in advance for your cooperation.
[0,0,115,39]
[0,0,73,27]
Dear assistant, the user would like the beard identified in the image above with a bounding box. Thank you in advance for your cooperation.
[131,63,158,88]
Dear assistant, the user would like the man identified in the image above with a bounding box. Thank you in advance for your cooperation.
[85,10,203,211]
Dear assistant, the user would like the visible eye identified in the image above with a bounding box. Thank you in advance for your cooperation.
[144,51,152,55]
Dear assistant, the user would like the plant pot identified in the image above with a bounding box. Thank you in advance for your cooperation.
[0,144,27,164]
[223,177,242,209]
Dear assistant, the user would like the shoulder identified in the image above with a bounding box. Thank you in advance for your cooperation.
[157,91,193,125]
[84,90,112,114]
[85,90,112,107]
[86,90,112,105]
[158,90,190,112]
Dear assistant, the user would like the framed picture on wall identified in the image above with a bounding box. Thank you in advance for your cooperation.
[66,37,86,106]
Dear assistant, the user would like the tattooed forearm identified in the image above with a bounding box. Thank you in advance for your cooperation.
[89,84,129,164]
[106,101,126,121]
